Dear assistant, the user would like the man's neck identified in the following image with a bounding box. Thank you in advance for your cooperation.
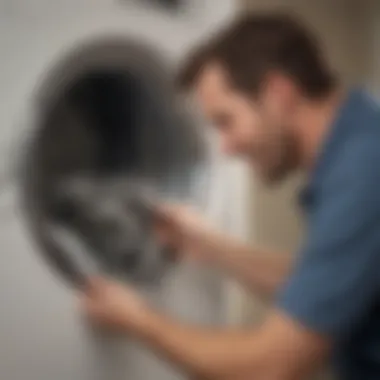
[294,87,346,171]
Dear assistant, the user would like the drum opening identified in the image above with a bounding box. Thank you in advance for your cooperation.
[20,37,206,286]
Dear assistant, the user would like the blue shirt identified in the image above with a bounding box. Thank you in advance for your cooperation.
[277,88,380,379]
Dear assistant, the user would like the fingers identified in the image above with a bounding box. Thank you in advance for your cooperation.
[152,203,182,246]
[153,202,179,222]
[154,201,194,222]
[78,291,97,323]
[80,293,95,313]
[83,276,109,297]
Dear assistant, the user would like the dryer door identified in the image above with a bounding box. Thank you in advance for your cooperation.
[19,37,209,289]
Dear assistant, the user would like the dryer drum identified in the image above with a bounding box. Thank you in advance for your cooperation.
[19,37,207,288]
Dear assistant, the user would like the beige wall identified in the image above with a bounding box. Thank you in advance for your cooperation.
[373,2,380,95]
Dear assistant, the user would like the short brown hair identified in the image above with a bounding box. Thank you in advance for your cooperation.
[178,12,337,99]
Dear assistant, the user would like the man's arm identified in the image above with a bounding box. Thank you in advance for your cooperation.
[156,204,293,298]
[196,230,293,298]
[82,278,329,380]
[133,307,329,380]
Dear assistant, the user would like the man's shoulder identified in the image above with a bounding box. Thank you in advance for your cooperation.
[322,108,380,192]
[304,89,380,211]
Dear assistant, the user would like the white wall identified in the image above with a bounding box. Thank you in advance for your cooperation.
[373,2,380,96]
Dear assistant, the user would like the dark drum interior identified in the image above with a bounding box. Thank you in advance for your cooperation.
[20,47,205,287]
[66,69,142,175]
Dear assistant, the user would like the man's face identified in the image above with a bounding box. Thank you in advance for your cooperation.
[195,63,300,184]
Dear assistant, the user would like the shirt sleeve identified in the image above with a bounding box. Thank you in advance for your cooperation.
[277,154,380,339]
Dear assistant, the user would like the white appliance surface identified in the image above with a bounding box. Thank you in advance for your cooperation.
[0,1,252,379]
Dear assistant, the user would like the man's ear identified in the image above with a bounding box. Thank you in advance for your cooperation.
[264,71,296,101]
[260,71,299,118]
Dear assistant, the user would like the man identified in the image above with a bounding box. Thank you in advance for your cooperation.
[81,13,380,380]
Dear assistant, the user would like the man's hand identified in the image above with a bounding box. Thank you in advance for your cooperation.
[154,203,219,262]
[80,277,151,334]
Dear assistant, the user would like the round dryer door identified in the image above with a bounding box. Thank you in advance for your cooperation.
[19,37,208,289]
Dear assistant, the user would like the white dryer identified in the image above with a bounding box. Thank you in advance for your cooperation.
[0,1,250,379]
